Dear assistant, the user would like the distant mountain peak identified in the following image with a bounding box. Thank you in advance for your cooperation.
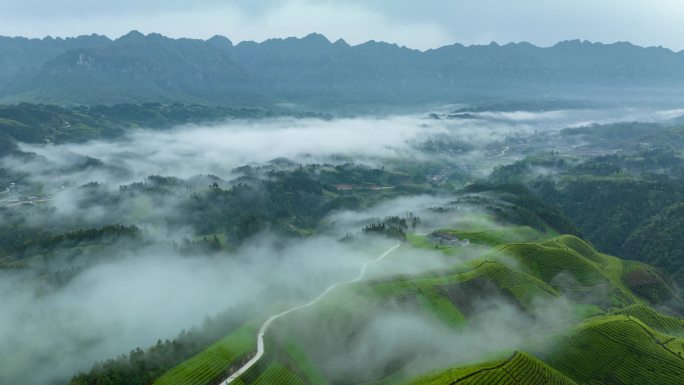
[208,35,233,47]
[333,38,349,47]
[554,39,591,47]
[117,30,146,42]
[302,32,330,44]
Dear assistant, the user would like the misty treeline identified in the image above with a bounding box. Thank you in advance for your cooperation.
[0,160,444,282]
[70,312,247,385]
[0,102,326,149]
[178,163,437,241]
[361,214,421,241]
[2,224,140,257]
[453,183,579,236]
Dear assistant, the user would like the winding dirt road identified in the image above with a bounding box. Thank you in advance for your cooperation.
[3,197,55,207]
[491,145,511,158]
[220,242,401,384]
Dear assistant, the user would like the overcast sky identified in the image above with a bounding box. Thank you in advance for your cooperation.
[1,0,682,51]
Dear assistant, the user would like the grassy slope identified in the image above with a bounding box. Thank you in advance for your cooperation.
[251,362,306,385]
[152,322,258,385]
[614,304,684,336]
[408,352,578,385]
[409,312,684,385]
[486,235,639,309]
[540,315,684,385]
[445,226,544,247]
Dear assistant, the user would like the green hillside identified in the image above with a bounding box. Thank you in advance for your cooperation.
[540,315,684,385]
[144,228,683,385]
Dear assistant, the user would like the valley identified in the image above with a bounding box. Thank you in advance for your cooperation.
[1,102,683,385]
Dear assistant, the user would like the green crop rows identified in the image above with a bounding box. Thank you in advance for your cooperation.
[153,322,258,385]
[252,363,306,385]
[615,304,684,336]
[541,316,684,385]
[409,352,577,385]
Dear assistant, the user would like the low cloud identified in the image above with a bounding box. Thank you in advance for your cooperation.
[295,292,576,383]
[0,234,396,385]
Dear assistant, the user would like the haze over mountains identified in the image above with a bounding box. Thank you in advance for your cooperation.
[2,9,684,383]
[2,31,684,107]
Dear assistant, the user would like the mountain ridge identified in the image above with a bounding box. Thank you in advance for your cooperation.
[4,31,681,52]
[2,31,684,107]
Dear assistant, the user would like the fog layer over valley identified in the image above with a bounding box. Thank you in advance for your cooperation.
[6,106,684,185]
[0,236,400,385]
[1,106,684,385]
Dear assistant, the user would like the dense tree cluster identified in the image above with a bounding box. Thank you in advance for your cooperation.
[71,314,244,385]
[362,215,417,241]
[0,223,139,260]
[0,103,325,146]
[459,183,579,235]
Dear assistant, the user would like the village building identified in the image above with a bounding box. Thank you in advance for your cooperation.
[427,230,470,247]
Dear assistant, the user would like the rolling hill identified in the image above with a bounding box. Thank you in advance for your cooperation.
[108,229,683,385]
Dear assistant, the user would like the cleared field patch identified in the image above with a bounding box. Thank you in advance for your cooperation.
[406,233,433,250]
[444,226,544,247]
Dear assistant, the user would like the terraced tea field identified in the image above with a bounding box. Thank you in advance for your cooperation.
[153,322,258,385]
[540,316,684,384]
[409,352,578,385]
